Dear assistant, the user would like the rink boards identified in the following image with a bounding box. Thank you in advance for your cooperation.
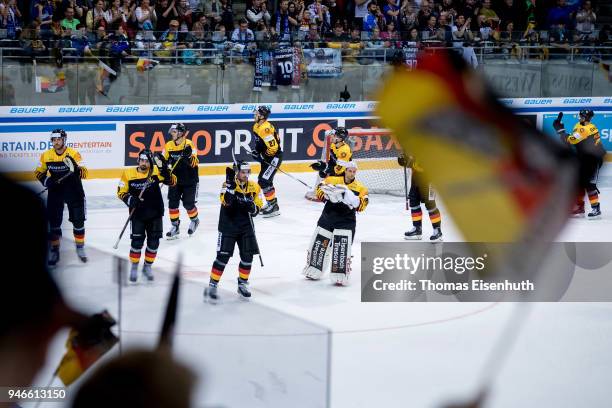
[0,97,611,179]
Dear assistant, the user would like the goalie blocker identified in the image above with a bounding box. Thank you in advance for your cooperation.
[303,162,368,285]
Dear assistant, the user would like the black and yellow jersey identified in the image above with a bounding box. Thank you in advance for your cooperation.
[34,147,86,198]
[569,122,606,158]
[253,120,281,157]
[329,142,352,176]
[316,176,369,225]
[218,179,263,235]
[163,138,199,186]
[117,167,177,220]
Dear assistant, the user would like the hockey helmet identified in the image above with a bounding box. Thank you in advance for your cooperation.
[50,128,67,141]
[578,109,594,121]
[138,148,153,162]
[255,106,271,119]
[334,127,348,141]
[233,160,251,173]
[168,123,186,135]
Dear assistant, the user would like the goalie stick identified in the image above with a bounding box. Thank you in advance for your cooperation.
[245,147,311,189]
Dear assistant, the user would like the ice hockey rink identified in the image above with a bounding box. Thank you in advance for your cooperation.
[24,167,612,408]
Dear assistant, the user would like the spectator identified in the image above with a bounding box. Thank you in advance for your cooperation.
[231,17,255,54]
[382,0,399,26]
[61,6,80,31]
[69,23,91,57]
[499,20,521,57]
[135,0,157,30]
[421,15,438,40]
[347,26,363,55]
[327,21,347,42]
[212,22,228,63]
[437,11,453,44]
[353,0,371,30]
[121,0,138,38]
[417,0,433,30]
[176,0,194,30]
[597,24,611,45]
[304,22,322,46]
[21,21,47,62]
[203,0,222,25]
[452,14,473,44]
[399,0,416,33]
[157,19,191,57]
[33,0,55,29]
[219,0,234,32]
[307,0,327,25]
[548,22,571,58]
[460,0,479,25]
[246,0,270,31]
[0,0,21,39]
[546,0,571,29]
[479,0,500,28]
[380,19,400,46]
[299,9,312,35]
[156,0,178,32]
[406,26,419,42]
[86,0,107,31]
[438,0,457,20]
[71,350,196,408]
[134,21,160,55]
[288,1,299,23]
[363,1,383,33]
[475,14,495,41]
[61,0,86,20]
[496,0,520,31]
[105,0,126,31]
[272,0,298,40]
[574,0,595,39]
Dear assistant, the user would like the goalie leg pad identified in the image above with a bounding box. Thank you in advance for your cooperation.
[303,226,333,280]
[330,229,352,286]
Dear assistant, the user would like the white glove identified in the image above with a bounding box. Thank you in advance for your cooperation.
[341,186,361,208]
[320,184,342,203]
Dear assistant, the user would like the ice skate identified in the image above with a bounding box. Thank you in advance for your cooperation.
[129,262,138,283]
[237,278,251,298]
[76,246,88,263]
[142,263,154,281]
[204,281,219,302]
[429,227,443,242]
[188,218,200,235]
[166,220,180,240]
[404,226,422,240]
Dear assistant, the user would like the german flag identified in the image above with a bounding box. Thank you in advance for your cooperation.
[56,311,119,386]
[376,51,578,273]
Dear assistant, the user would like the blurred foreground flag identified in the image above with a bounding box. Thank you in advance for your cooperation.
[35,71,66,93]
[136,57,160,72]
[376,51,577,261]
[56,311,119,386]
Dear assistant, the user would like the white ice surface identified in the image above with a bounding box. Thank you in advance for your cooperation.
[23,169,612,408]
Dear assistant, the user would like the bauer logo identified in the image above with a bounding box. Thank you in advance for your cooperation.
[152,106,185,112]
[603,98,612,104]
[106,106,139,113]
[562,98,592,104]
[9,107,45,114]
[197,105,229,112]
[525,99,552,105]
[283,104,314,110]
[499,99,513,105]
[326,103,356,110]
[58,106,93,113]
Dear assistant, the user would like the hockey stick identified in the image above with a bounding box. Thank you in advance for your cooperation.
[403,163,409,211]
[37,156,76,196]
[113,162,155,250]
[245,147,311,189]
[232,149,264,267]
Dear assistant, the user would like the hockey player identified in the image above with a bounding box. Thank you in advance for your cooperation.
[117,149,177,282]
[35,129,89,266]
[553,110,605,219]
[310,127,352,178]
[303,162,368,285]
[250,106,283,217]
[204,161,263,301]
[162,123,200,239]
[398,154,443,241]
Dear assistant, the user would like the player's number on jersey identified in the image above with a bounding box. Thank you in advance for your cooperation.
[277,61,293,75]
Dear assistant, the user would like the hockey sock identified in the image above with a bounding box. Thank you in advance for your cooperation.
[263,187,276,203]
[210,256,229,283]
[169,208,180,222]
[238,260,252,281]
[50,227,62,250]
[187,207,199,220]
[73,227,85,249]
[428,207,441,229]
[575,192,585,210]
[129,247,142,264]
[144,246,157,265]
[410,205,423,228]
[587,189,599,208]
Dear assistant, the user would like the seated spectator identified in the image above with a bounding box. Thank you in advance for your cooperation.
[307,0,325,25]
[399,0,417,33]
[363,1,384,33]
[61,6,80,32]
[479,0,500,29]
[499,21,522,58]
[574,0,595,40]
[327,22,347,42]
[382,0,399,26]
[105,0,127,31]
[421,15,439,41]
[272,0,299,41]
[497,0,520,31]
[63,0,87,21]
[157,19,192,58]
[176,0,194,30]
[21,21,47,61]
[298,9,312,37]
[304,22,322,47]
[34,0,55,30]
[475,14,495,42]
[546,0,572,29]
[230,17,255,58]
[219,0,234,32]
[68,23,91,57]
[380,20,400,47]
[406,26,420,43]
[417,0,433,31]
[156,0,178,32]
[87,0,107,31]
[203,0,223,26]
[134,21,160,55]
[246,0,270,31]
[520,19,545,59]
[135,0,157,30]
[212,23,228,63]
[548,22,571,57]
[437,11,453,45]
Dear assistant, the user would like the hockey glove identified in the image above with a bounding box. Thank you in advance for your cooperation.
[397,154,407,167]
[189,155,198,168]
[43,176,58,189]
[552,112,565,133]
[238,196,258,215]
[181,145,193,159]
[341,187,361,209]
[310,160,327,172]
[225,167,237,191]
[125,194,143,209]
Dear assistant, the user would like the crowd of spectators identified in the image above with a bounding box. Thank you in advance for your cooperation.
[1,0,611,64]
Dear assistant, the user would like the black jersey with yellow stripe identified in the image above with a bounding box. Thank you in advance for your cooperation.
[218,179,263,235]
[316,176,369,225]
[117,167,176,220]
[253,120,281,157]
[163,139,199,185]
[34,147,86,198]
